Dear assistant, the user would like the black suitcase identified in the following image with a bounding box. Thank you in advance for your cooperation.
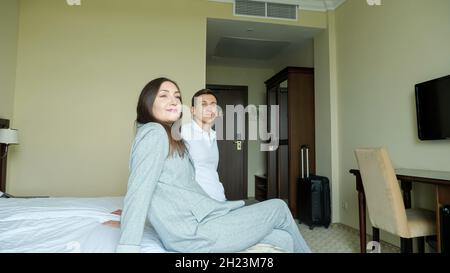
[297,145,331,230]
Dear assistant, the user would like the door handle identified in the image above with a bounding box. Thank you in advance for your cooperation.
[233,140,242,151]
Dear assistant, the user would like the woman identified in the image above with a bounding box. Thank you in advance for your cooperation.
[116,77,311,253]
[180,89,226,202]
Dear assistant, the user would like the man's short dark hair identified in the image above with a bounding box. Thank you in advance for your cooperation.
[191,89,218,107]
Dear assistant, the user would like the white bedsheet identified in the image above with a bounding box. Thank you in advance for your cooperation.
[0,196,286,253]
[0,197,167,253]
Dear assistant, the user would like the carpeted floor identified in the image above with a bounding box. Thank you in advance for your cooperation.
[244,198,401,253]
[297,221,400,253]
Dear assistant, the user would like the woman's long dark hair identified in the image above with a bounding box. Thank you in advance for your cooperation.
[136,77,186,157]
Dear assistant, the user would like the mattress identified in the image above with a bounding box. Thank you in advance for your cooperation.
[0,196,167,253]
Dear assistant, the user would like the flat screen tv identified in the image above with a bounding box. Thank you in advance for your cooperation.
[415,75,450,140]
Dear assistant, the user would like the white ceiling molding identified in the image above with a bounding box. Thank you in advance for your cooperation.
[324,0,346,10]
[208,0,347,11]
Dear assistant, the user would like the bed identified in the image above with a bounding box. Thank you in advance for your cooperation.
[0,196,287,253]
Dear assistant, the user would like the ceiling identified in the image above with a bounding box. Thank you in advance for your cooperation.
[206,18,321,67]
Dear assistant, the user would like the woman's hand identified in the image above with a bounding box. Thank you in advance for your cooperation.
[111,209,122,216]
[101,209,122,228]
[102,220,121,228]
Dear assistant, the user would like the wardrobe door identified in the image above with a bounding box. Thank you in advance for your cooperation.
[288,69,315,217]
[278,81,289,201]
[279,82,289,141]
[278,145,289,201]
[267,84,279,199]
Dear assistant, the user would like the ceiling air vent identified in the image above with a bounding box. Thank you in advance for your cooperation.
[267,2,297,20]
[234,0,298,21]
[235,0,266,17]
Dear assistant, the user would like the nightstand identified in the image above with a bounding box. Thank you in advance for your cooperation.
[254,175,267,202]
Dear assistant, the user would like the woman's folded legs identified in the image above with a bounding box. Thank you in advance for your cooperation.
[197,199,311,253]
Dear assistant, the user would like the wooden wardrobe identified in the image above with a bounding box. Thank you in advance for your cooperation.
[264,67,315,218]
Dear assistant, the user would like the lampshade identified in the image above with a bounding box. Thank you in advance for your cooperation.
[0,129,19,145]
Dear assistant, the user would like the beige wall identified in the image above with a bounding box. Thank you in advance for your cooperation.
[206,65,274,197]
[313,10,340,223]
[271,39,314,73]
[9,0,207,196]
[8,0,328,197]
[0,0,19,120]
[335,0,450,245]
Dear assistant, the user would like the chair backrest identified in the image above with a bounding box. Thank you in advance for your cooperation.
[354,147,410,238]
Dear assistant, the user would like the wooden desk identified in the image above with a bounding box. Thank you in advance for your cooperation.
[350,168,450,253]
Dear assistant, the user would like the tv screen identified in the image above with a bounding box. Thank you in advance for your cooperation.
[415,75,450,140]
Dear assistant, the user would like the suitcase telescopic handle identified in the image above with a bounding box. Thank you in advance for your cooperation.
[301,147,304,179]
[306,147,309,178]
[301,145,310,179]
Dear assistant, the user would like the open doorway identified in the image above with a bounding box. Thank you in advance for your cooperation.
[205,18,319,205]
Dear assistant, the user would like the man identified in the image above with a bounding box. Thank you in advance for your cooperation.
[180,89,226,202]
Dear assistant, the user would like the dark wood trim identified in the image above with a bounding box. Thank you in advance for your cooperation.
[264,67,314,87]
[0,119,9,127]
[262,139,288,145]
[357,172,367,253]
[255,175,267,202]
[418,237,425,253]
[372,227,380,243]
[396,175,450,186]
[206,84,249,200]
[401,181,412,209]
[401,238,413,253]
[350,169,450,186]
[436,185,450,252]
[206,84,248,92]
[0,118,10,193]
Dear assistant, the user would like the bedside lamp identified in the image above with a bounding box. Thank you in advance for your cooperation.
[0,128,19,158]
